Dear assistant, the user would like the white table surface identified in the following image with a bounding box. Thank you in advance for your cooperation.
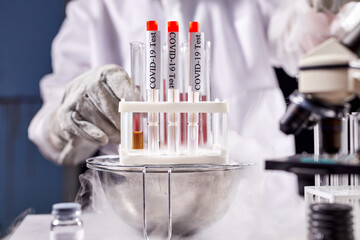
[7,183,307,240]
[9,213,142,240]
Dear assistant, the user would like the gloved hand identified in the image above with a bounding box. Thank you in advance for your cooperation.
[48,64,135,165]
[307,0,360,13]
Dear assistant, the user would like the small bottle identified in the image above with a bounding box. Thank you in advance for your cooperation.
[50,203,84,240]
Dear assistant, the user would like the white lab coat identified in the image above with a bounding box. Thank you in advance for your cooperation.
[27,0,360,238]
[28,0,360,162]
[28,0,300,162]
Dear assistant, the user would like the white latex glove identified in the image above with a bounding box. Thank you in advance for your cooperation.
[48,64,135,165]
[268,1,360,76]
[307,0,360,13]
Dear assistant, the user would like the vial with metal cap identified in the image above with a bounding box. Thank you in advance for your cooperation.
[50,203,84,240]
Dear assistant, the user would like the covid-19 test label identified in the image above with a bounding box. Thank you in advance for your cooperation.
[168,21,179,90]
[189,22,204,92]
[146,21,161,90]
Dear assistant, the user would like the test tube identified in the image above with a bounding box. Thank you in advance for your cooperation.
[187,22,204,155]
[167,21,180,153]
[314,122,332,187]
[146,21,161,153]
[160,43,168,148]
[350,113,359,186]
[200,41,211,147]
[130,42,145,149]
[120,99,129,154]
[180,43,189,146]
[204,41,211,101]
[213,99,220,148]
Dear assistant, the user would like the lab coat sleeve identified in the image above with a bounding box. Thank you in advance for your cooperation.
[267,0,335,76]
[28,0,93,163]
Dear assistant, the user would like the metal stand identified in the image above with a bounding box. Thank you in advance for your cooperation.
[87,156,250,239]
[143,167,173,240]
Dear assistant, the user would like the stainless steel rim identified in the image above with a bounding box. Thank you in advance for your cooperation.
[86,155,253,173]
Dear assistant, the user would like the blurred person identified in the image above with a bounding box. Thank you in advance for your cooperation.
[28,0,360,165]
[26,0,360,238]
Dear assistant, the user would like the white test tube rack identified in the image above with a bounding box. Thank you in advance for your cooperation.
[118,99,228,165]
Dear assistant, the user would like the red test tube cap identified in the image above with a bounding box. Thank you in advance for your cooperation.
[189,22,200,32]
[168,21,179,32]
[147,21,158,31]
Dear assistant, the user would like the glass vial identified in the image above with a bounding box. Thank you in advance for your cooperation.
[50,203,84,240]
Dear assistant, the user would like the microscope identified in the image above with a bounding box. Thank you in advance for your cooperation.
[280,23,360,154]
[266,23,360,174]
[266,23,360,239]
[266,23,360,180]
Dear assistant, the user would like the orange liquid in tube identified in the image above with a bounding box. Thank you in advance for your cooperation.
[132,131,144,149]
[132,113,143,149]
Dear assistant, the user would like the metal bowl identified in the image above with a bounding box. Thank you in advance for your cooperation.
[87,156,252,237]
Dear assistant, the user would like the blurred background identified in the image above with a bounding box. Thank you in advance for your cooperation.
[0,0,318,238]
[0,0,71,237]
